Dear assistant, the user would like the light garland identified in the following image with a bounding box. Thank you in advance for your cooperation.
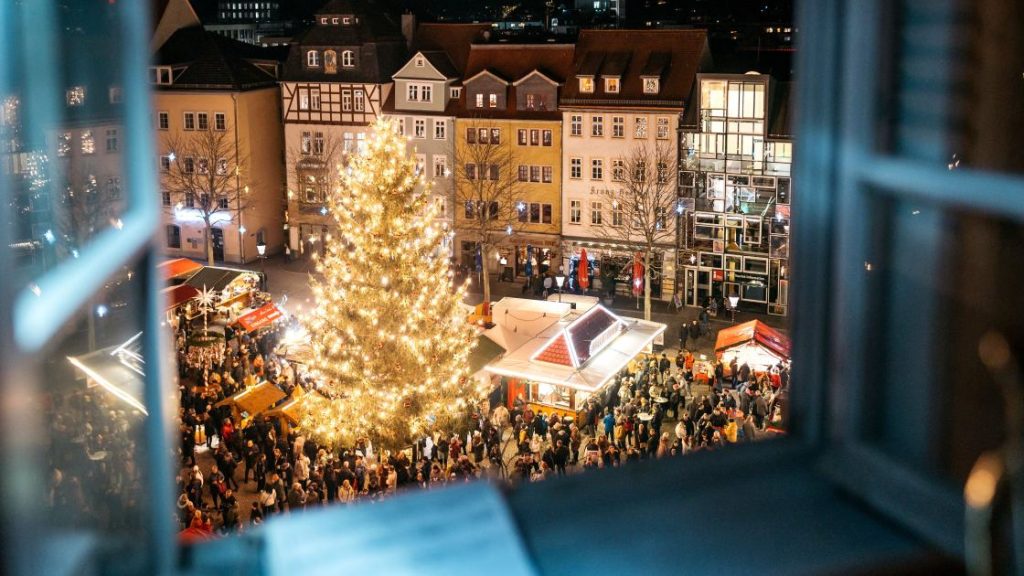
[300,117,485,450]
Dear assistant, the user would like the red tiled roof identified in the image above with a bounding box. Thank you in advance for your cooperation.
[535,332,573,367]
[458,43,575,120]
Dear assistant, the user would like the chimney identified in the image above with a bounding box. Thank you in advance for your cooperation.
[401,12,416,49]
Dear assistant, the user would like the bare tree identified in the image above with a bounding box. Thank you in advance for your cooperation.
[161,129,251,265]
[287,129,345,210]
[597,140,678,320]
[452,121,525,303]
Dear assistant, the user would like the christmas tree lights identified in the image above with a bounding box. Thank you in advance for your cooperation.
[300,118,483,450]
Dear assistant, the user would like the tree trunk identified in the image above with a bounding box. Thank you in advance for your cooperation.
[481,243,492,304]
[205,223,215,266]
[643,249,653,321]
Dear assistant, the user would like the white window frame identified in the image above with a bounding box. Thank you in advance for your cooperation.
[433,119,447,140]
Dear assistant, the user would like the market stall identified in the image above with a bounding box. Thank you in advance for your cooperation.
[67,332,147,415]
[235,302,284,334]
[714,320,790,370]
[263,388,331,438]
[483,298,666,421]
[214,381,287,426]
[160,258,203,283]
[183,266,261,317]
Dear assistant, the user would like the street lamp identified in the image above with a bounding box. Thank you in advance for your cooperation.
[728,295,740,324]
[555,273,565,303]
[256,240,267,292]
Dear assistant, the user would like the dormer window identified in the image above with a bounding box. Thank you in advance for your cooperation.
[343,17,351,24]
[66,86,85,106]
[475,93,484,108]
[320,17,327,24]
[150,67,173,85]
[604,77,620,93]
[578,77,594,94]
[450,87,462,100]
[341,50,354,68]
[643,77,660,94]
[488,94,497,108]
[307,50,320,67]
[332,17,339,24]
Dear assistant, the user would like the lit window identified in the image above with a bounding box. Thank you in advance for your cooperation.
[307,50,319,67]
[488,93,497,108]
[310,89,321,111]
[80,130,95,155]
[643,77,659,94]
[570,199,581,224]
[341,50,354,67]
[604,77,619,93]
[353,90,364,111]
[324,50,337,74]
[578,77,594,93]
[433,155,448,178]
[57,132,71,157]
[475,93,484,108]
[66,86,85,106]
[635,117,648,138]
[657,117,670,139]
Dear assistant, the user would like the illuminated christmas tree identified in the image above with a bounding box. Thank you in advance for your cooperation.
[302,118,482,450]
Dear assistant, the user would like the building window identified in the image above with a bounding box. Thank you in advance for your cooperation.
[407,84,419,102]
[635,117,648,138]
[313,132,324,155]
[214,113,226,131]
[158,111,169,130]
[491,128,501,144]
[301,131,311,154]
[184,192,195,207]
[433,155,448,178]
[57,132,71,157]
[488,94,497,108]
[570,115,582,136]
[414,154,426,175]
[475,93,483,108]
[105,129,118,153]
[466,127,476,144]
[530,166,541,182]
[518,129,527,146]
[218,196,229,210]
[109,86,122,104]
[298,89,309,110]
[183,112,195,130]
[530,129,539,146]
[415,56,425,67]
[591,158,603,180]
[591,201,603,225]
[542,204,552,223]
[570,157,582,179]
[464,163,476,180]
[396,118,405,136]
[341,50,354,67]
[570,199,581,224]
[414,119,426,139]
[612,116,624,138]
[159,155,171,172]
[341,90,352,111]
[152,67,173,85]
[477,128,489,144]
[464,201,475,218]
[612,159,625,181]
[488,164,499,181]
[197,112,209,130]
[542,130,552,146]
[343,132,354,153]
[80,130,95,155]
[183,157,195,174]
[162,191,171,206]
[542,166,552,183]
[307,50,319,67]
[518,165,529,182]
[353,90,365,111]
[310,89,321,111]
[578,77,594,93]
[611,202,624,226]
[450,87,461,100]
[591,115,603,137]
[433,120,446,140]
[216,159,227,175]
[324,50,337,74]
[604,77,620,93]
[643,77,659,94]
[166,225,181,248]
[106,177,121,199]
[66,86,85,106]
[657,117,670,139]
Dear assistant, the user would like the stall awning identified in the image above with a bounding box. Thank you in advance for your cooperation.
[714,320,791,361]
[160,258,203,281]
[184,267,248,292]
[162,284,200,310]
[468,334,506,375]
[215,381,287,416]
[484,305,666,393]
[237,303,284,333]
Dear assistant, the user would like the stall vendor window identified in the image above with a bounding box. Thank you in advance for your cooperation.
[529,382,572,410]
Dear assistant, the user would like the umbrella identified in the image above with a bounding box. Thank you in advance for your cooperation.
[578,248,590,290]
[524,245,533,277]
[632,252,644,296]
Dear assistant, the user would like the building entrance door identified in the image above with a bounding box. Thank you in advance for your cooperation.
[211,228,225,262]
[684,267,699,307]
[695,269,713,307]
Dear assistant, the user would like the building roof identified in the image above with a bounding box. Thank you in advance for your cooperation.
[281,1,406,83]
[714,320,791,361]
[154,26,281,90]
[411,23,491,75]
[459,43,575,120]
[561,29,711,108]
[420,51,460,79]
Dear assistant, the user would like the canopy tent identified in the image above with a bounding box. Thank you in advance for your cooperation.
[162,284,200,310]
[714,320,791,369]
[237,303,284,333]
[67,332,147,415]
[215,381,287,421]
[484,304,666,393]
[160,258,202,282]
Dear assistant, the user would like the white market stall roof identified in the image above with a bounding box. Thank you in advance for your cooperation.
[484,304,666,393]
[67,332,148,415]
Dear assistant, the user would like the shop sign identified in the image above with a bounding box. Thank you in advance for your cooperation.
[712,269,724,281]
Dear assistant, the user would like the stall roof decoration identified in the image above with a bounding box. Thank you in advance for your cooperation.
[183,266,250,292]
[216,381,287,416]
[160,258,203,281]
[485,304,666,393]
[533,305,628,368]
[67,331,147,415]
[237,303,284,333]
[162,284,200,310]
[714,320,791,364]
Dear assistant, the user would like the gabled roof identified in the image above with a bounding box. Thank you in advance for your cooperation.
[463,68,509,85]
[714,320,791,361]
[459,43,574,120]
[154,26,280,90]
[421,51,460,79]
[411,23,491,75]
[512,69,561,87]
[561,29,710,108]
[532,305,627,369]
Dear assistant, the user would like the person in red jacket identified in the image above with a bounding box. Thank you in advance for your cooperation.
[220,418,235,447]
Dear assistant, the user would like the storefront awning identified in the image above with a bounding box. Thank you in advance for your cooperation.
[215,381,287,416]
[468,334,506,375]
[184,267,250,292]
[714,320,790,368]
[484,305,666,393]
[162,284,200,310]
[160,258,203,281]
[237,303,284,333]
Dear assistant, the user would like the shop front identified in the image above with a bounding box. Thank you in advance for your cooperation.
[681,251,788,315]
[561,239,676,301]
